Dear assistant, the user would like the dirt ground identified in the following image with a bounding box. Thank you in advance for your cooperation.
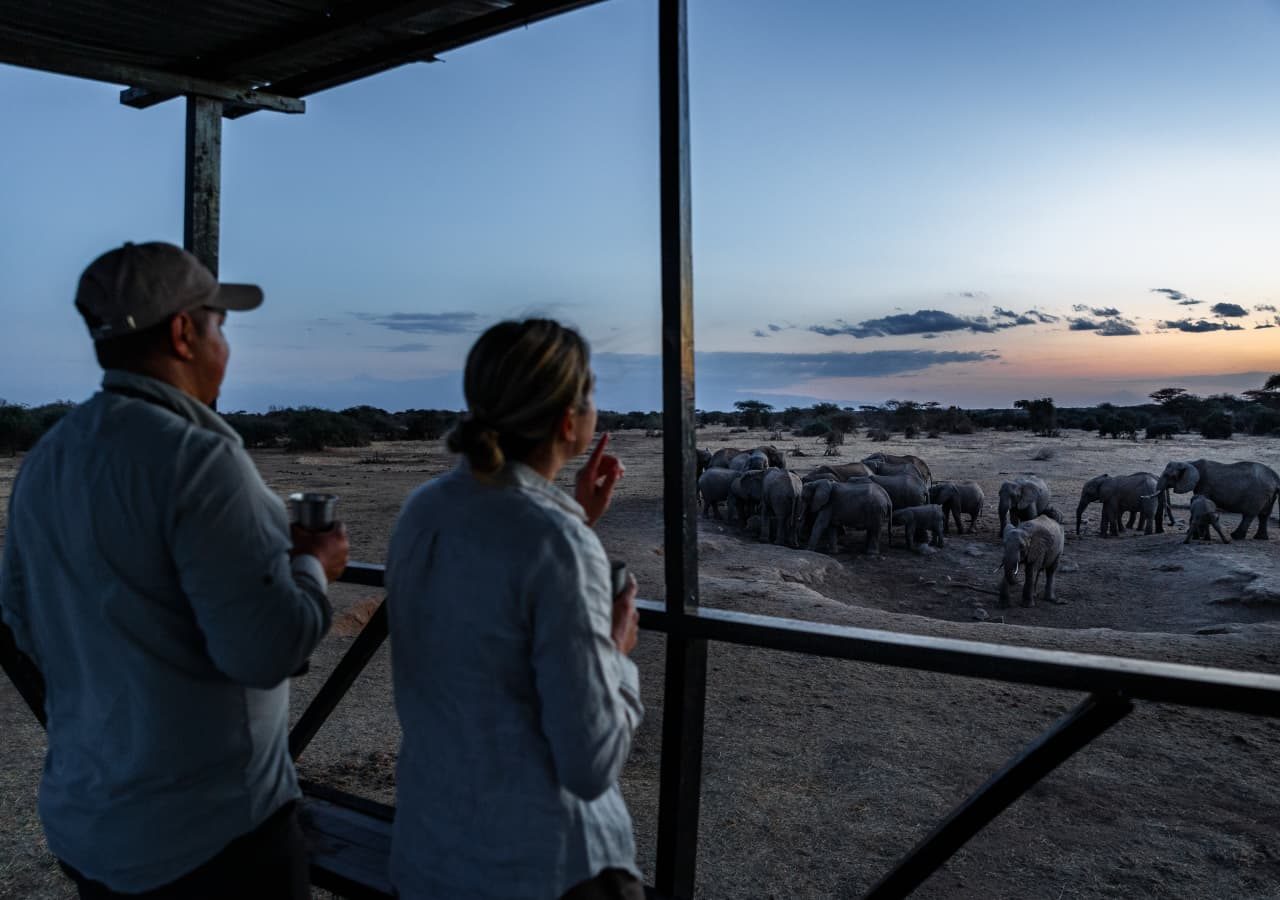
[2,427,1279,899]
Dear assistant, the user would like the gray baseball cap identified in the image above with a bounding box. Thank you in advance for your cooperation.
[75,241,263,341]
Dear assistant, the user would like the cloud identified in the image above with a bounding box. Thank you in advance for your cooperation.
[752,329,769,338]
[1159,319,1245,333]
[1256,323,1276,329]
[374,342,433,352]
[808,308,1049,338]
[1096,319,1141,336]
[1152,287,1191,302]
[768,323,784,332]
[993,306,1018,319]
[1210,302,1248,318]
[1178,299,1202,306]
[1072,305,1121,317]
[1025,309,1059,323]
[354,311,480,334]
[1254,304,1277,313]
[958,291,987,299]
[1071,316,1140,336]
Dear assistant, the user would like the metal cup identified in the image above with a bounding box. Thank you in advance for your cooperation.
[288,492,338,532]
[610,560,629,597]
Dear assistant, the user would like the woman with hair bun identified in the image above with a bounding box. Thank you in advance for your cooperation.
[386,319,644,900]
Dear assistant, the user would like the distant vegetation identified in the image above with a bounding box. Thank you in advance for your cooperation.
[2,375,1277,453]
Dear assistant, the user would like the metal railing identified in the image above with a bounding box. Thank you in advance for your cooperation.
[277,560,1280,899]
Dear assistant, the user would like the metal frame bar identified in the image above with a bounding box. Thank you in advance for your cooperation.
[864,691,1134,899]
[654,1,705,896]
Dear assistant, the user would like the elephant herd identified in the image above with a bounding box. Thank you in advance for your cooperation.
[696,445,1280,611]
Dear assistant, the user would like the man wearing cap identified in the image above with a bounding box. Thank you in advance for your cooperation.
[0,242,349,899]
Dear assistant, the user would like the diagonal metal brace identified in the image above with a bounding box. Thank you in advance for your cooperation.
[289,564,389,760]
[864,690,1133,899]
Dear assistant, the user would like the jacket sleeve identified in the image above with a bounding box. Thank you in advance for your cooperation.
[528,524,643,801]
[170,440,331,688]
[1,512,33,657]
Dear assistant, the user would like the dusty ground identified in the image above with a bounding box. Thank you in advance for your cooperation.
[3,427,1279,899]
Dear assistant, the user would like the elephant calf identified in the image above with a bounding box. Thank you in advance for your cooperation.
[997,515,1065,609]
[799,479,892,555]
[929,480,984,534]
[891,504,945,551]
[997,476,1051,535]
[1185,496,1231,544]
[759,468,803,546]
[1075,472,1159,538]
[697,468,737,520]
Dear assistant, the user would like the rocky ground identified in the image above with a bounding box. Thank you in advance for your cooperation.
[3,427,1279,899]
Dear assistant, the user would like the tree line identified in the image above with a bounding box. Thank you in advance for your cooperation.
[1,375,1276,454]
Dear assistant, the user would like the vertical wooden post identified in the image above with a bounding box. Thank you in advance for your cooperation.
[655,0,705,897]
[184,95,222,275]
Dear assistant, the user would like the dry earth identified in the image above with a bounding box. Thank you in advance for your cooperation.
[3,428,1280,899]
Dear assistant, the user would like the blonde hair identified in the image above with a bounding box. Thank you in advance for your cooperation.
[447,319,593,474]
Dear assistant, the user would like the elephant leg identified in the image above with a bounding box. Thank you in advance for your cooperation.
[1254,504,1271,539]
[1231,514,1253,541]
[1212,519,1232,543]
[1021,567,1036,607]
[1044,563,1062,604]
[967,514,977,534]
[998,578,1012,609]
[1183,524,1194,544]
[1124,510,1136,530]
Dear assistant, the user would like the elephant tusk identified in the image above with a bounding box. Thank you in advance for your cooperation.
[992,562,1003,573]
[1012,562,1020,577]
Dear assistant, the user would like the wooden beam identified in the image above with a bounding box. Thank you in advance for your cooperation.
[121,0,455,110]
[184,97,222,276]
[0,47,303,114]
[224,0,605,118]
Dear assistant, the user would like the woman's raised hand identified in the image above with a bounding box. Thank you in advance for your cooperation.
[576,433,624,526]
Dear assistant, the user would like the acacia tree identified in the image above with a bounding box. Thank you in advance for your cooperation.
[733,399,774,429]
[1014,397,1058,436]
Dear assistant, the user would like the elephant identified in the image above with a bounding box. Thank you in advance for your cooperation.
[752,445,788,469]
[997,515,1065,608]
[862,452,932,486]
[929,480,984,534]
[759,468,804,545]
[800,470,840,485]
[696,448,712,479]
[707,447,743,469]
[1153,459,1280,540]
[802,462,871,483]
[847,472,928,513]
[1185,496,1231,544]
[745,449,770,471]
[891,504,945,550]
[728,451,755,473]
[997,476,1051,534]
[697,467,737,520]
[798,479,893,554]
[1075,472,1161,537]
[730,469,766,527]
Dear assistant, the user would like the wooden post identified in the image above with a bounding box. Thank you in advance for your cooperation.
[184,96,222,275]
[654,0,705,896]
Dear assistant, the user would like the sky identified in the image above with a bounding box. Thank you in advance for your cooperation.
[1,0,1278,413]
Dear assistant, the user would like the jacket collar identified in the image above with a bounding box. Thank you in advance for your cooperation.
[480,459,587,523]
[101,370,243,446]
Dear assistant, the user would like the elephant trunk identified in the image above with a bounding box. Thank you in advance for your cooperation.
[1075,497,1090,536]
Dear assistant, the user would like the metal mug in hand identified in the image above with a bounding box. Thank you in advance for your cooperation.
[288,492,338,532]
[610,560,630,597]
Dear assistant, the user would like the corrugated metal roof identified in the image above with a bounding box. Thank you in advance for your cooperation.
[0,0,604,114]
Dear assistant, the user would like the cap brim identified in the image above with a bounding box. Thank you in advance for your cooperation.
[212,283,264,312]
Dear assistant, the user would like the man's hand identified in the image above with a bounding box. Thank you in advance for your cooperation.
[611,573,639,656]
[291,522,350,583]
[576,433,624,527]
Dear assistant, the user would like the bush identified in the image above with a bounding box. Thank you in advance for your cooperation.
[284,408,372,451]
[225,413,286,449]
[797,420,830,437]
[1032,446,1055,461]
[868,428,890,442]
[0,403,36,455]
[904,425,919,439]
[1200,412,1234,440]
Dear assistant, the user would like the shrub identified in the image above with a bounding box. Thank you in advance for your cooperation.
[225,413,286,449]
[797,420,830,437]
[1032,446,1055,461]
[1200,412,1234,440]
[904,425,918,439]
[0,403,36,455]
[284,408,372,451]
[868,428,890,442]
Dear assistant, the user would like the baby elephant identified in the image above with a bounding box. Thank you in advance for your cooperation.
[1185,496,1232,544]
[892,504,945,551]
[997,515,1065,608]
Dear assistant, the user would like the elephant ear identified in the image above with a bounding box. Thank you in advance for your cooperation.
[1002,523,1017,539]
[1175,463,1199,493]
[812,479,834,510]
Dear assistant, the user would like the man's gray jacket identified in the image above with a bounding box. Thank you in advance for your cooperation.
[0,370,331,892]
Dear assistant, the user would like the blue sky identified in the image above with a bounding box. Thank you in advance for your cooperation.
[2,0,1278,412]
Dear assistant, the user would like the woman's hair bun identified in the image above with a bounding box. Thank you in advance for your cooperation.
[446,414,504,474]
